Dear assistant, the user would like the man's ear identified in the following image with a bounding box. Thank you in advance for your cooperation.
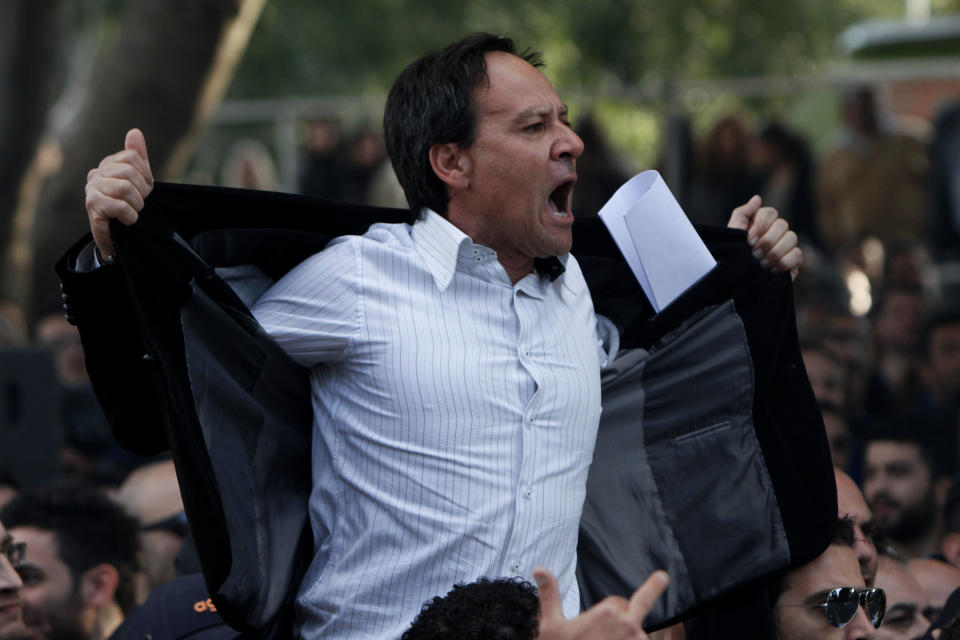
[428,143,471,191]
[80,563,119,609]
[943,533,960,568]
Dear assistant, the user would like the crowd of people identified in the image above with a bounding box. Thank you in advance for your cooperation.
[0,31,959,640]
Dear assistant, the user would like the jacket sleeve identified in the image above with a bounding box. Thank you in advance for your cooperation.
[55,234,169,455]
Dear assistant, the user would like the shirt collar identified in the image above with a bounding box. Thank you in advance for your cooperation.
[411,208,567,291]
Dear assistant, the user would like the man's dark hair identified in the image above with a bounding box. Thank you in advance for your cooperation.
[769,517,858,602]
[922,308,960,360]
[943,474,960,535]
[869,282,924,322]
[402,576,540,640]
[863,413,953,479]
[383,32,542,221]
[1,484,140,614]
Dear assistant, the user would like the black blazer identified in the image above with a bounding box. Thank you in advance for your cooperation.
[57,183,835,638]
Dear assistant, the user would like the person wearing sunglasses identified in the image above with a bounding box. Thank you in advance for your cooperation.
[873,552,933,640]
[0,519,29,640]
[775,517,885,639]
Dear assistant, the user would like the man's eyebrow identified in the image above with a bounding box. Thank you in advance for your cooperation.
[513,104,569,124]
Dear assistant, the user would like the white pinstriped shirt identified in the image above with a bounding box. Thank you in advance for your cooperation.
[252,210,612,639]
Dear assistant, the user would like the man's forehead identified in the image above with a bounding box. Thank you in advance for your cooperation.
[792,546,864,593]
[879,558,927,607]
[867,440,923,466]
[474,51,562,114]
[836,472,871,519]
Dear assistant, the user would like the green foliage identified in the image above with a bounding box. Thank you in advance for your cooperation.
[230,0,910,99]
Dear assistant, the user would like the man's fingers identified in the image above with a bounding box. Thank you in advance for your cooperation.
[756,227,795,268]
[534,567,566,625]
[125,128,152,174]
[89,218,116,260]
[91,166,150,205]
[627,570,670,624]
[752,217,787,256]
[745,207,779,247]
[778,247,803,277]
[87,163,153,200]
[727,195,761,232]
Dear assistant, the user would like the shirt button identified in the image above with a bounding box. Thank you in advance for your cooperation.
[512,563,521,573]
[527,417,534,426]
[524,489,532,500]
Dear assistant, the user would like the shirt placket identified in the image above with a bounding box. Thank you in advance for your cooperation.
[502,282,545,577]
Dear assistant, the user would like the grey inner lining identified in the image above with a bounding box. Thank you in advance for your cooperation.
[579,301,789,625]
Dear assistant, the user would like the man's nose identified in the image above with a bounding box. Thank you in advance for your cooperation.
[552,125,584,162]
[844,604,876,640]
[0,555,23,591]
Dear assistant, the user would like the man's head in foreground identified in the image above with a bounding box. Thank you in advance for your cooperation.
[384,33,583,281]
[0,485,140,640]
[0,519,29,640]
[774,517,883,640]
[836,468,879,587]
[401,577,539,640]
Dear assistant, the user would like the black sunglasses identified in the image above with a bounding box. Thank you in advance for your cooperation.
[780,587,886,629]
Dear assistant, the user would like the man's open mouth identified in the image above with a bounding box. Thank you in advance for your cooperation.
[548,179,575,217]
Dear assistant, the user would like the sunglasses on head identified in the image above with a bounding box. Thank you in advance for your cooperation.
[780,587,886,629]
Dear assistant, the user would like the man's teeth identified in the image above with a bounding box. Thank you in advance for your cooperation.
[548,197,569,217]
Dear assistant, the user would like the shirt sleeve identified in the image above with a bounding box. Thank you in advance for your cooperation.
[251,237,362,367]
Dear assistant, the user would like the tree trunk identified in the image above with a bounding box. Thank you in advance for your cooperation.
[25,0,265,320]
[0,1,66,298]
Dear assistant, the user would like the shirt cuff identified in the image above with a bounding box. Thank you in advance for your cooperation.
[596,313,620,369]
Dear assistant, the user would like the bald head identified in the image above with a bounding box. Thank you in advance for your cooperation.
[907,558,960,616]
[115,460,182,526]
[875,554,931,639]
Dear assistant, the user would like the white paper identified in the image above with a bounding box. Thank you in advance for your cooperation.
[597,170,716,313]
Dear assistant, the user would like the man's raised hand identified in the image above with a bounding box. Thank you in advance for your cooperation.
[84,128,154,260]
[727,195,802,279]
[534,567,670,639]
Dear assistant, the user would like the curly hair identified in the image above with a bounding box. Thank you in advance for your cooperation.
[402,576,540,640]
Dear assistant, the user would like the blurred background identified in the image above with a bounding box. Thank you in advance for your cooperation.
[1,0,960,491]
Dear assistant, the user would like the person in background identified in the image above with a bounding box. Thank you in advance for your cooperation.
[863,426,952,560]
[772,517,882,640]
[906,558,960,622]
[297,116,343,200]
[837,468,879,588]
[817,86,929,258]
[114,460,187,606]
[1,485,140,640]
[0,518,29,640]
[873,551,932,640]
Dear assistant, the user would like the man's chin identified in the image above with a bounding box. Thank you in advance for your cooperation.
[0,623,38,640]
